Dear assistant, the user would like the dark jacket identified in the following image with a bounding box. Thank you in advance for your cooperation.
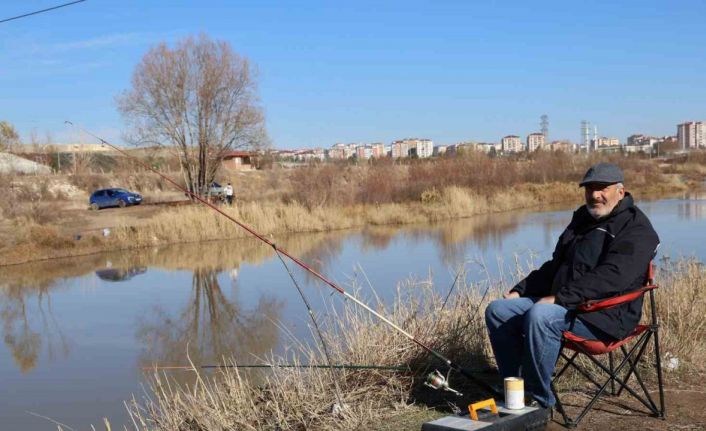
[510,193,659,340]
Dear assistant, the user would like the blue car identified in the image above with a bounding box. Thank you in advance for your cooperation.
[89,188,143,210]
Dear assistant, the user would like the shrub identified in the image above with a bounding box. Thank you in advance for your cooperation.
[420,188,442,204]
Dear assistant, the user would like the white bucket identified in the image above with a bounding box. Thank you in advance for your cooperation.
[504,377,525,410]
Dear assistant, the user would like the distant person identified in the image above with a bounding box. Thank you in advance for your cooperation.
[224,182,234,206]
[484,162,659,413]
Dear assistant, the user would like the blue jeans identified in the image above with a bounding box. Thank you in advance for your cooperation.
[484,297,608,407]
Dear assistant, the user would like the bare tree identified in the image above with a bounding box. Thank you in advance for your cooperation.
[117,34,266,197]
[0,120,20,153]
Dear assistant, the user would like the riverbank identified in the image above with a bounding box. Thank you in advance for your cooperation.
[122,258,706,431]
[0,174,693,266]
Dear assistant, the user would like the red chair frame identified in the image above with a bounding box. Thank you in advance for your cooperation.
[550,262,666,427]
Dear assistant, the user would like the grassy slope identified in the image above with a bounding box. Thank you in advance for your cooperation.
[0,175,690,266]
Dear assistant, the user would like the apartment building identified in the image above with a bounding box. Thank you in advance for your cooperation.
[391,138,433,158]
[527,133,545,152]
[413,139,434,158]
[501,135,523,153]
[370,143,386,158]
[677,121,705,149]
[345,143,358,159]
[356,145,373,160]
[391,140,410,158]
[328,143,347,160]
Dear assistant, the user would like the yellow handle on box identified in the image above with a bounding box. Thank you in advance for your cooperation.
[469,398,498,421]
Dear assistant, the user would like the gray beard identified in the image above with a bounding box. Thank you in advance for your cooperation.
[587,207,603,219]
[588,202,620,220]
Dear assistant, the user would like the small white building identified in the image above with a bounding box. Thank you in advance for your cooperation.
[624,144,653,154]
[595,137,620,147]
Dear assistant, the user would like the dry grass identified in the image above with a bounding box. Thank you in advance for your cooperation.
[0,174,79,225]
[68,171,173,194]
[650,257,706,370]
[120,257,706,431]
[551,256,706,397]
[118,182,579,247]
[124,268,502,431]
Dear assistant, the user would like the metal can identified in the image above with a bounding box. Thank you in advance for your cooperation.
[504,377,525,410]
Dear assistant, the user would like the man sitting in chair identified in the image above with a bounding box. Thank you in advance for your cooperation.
[485,162,659,410]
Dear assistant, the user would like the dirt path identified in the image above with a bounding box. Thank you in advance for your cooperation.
[59,200,185,235]
[51,191,189,236]
[545,385,706,430]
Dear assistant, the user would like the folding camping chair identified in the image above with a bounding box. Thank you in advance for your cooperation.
[550,262,666,428]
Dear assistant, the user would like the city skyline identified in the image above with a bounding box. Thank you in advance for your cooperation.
[1,0,705,149]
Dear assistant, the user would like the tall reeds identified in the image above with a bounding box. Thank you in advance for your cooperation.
[651,257,706,370]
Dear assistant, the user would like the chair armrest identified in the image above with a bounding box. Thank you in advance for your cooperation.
[577,285,657,313]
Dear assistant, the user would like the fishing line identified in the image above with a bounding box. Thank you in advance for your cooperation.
[64,121,501,398]
[272,246,345,408]
[0,0,87,24]
[429,262,466,337]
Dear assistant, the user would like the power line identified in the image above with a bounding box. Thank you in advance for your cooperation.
[0,0,87,24]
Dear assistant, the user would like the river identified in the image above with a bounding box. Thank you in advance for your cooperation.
[1,193,705,429]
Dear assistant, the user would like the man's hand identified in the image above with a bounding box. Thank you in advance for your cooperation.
[503,291,520,299]
[537,295,556,304]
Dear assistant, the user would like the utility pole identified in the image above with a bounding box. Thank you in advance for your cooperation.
[540,115,549,142]
[581,121,590,153]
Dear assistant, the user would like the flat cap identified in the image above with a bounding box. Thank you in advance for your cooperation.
[579,162,624,187]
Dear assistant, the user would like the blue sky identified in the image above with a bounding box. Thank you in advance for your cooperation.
[1,0,705,149]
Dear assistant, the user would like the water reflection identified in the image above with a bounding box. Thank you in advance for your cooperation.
[95,267,147,282]
[360,209,568,267]
[0,210,545,375]
[0,209,559,295]
[677,192,706,220]
[136,268,283,368]
[682,189,706,201]
[678,201,706,220]
[0,284,69,373]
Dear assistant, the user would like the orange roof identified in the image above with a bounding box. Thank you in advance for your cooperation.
[222,151,251,158]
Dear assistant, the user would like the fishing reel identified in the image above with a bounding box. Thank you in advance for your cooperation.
[424,369,462,396]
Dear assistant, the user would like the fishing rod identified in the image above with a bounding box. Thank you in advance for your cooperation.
[143,364,410,371]
[65,121,501,399]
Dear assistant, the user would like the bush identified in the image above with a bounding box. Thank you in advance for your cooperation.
[420,188,442,204]
[288,162,356,209]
